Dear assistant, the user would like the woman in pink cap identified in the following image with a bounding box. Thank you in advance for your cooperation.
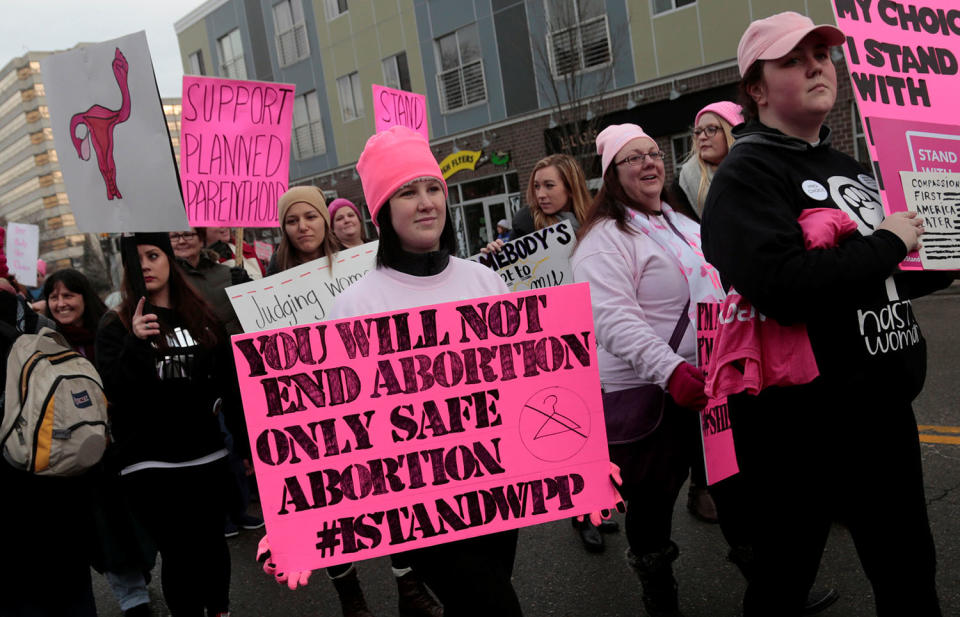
[329,198,369,249]
[572,123,725,617]
[700,11,949,616]
[673,101,743,222]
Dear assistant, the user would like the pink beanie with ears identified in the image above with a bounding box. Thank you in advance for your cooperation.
[595,123,653,177]
[695,102,744,128]
[356,126,447,227]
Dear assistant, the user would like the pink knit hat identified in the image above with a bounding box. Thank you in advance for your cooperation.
[595,123,654,177]
[695,102,744,128]
[738,11,845,76]
[329,198,361,220]
[356,127,446,227]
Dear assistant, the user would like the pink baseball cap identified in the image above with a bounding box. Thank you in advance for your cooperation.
[737,11,845,76]
[695,101,744,128]
[595,123,654,178]
[356,126,447,227]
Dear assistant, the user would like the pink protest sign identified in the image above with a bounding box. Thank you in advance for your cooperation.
[231,283,613,572]
[181,76,295,227]
[696,302,738,485]
[832,0,959,124]
[372,84,428,142]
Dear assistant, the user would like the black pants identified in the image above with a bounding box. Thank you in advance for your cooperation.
[609,398,697,556]
[123,459,233,617]
[727,382,941,617]
[403,530,522,617]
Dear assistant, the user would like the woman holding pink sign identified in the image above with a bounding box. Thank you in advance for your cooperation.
[700,12,951,616]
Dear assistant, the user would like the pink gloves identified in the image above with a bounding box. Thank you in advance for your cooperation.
[668,362,708,411]
[256,535,312,590]
[575,462,626,526]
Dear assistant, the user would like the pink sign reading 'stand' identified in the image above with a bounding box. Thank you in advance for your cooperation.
[697,302,738,485]
[232,283,614,572]
[372,84,428,142]
[180,76,295,227]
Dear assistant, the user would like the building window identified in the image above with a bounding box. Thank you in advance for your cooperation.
[671,134,691,171]
[324,0,348,21]
[218,29,247,80]
[293,91,326,159]
[852,102,870,165]
[336,72,364,122]
[274,0,310,67]
[435,24,486,113]
[545,0,612,77]
[382,53,411,91]
[652,0,695,15]
[188,50,206,75]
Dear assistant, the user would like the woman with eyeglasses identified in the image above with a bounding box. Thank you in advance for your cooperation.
[672,102,743,222]
[571,124,725,617]
[701,12,950,616]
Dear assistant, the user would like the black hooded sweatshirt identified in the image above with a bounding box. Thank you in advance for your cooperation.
[701,120,950,405]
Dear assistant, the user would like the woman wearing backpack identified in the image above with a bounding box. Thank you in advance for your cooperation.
[95,233,246,617]
[43,268,157,617]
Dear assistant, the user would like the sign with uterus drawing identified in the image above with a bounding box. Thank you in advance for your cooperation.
[42,31,188,232]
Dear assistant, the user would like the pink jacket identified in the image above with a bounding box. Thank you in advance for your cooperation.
[705,208,858,399]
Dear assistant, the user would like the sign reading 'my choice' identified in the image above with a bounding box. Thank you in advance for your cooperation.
[181,75,295,227]
[373,84,428,142]
[832,0,960,269]
[469,221,576,291]
[231,283,614,572]
[226,241,377,333]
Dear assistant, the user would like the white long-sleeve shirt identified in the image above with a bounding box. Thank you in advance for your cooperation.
[571,218,694,392]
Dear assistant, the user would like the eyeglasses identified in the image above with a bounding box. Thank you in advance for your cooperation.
[169,232,199,242]
[693,125,722,137]
[615,152,666,167]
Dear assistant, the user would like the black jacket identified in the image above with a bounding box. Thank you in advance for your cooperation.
[701,121,949,404]
[95,307,248,470]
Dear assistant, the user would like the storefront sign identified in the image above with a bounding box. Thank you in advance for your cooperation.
[180,75,295,227]
[440,150,483,179]
[373,84,428,142]
[231,283,615,572]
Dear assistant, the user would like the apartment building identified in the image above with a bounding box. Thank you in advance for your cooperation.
[176,0,866,257]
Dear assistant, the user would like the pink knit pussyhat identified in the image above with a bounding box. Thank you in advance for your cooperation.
[328,198,361,220]
[356,127,447,227]
[595,123,653,177]
[695,102,744,128]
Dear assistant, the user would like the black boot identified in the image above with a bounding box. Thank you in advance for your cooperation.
[331,566,375,617]
[396,570,443,617]
[729,545,839,614]
[571,517,604,553]
[626,542,685,617]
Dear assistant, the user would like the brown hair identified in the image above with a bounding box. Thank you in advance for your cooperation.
[737,60,765,123]
[525,154,591,231]
[117,256,221,349]
[273,218,339,273]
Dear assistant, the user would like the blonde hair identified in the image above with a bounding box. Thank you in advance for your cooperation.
[525,154,591,231]
[689,114,736,213]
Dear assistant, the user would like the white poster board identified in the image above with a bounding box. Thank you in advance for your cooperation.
[41,31,188,232]
[6,223,39,287]
[900,171,960,269]
[468,221,576,290]
[226,241,378,332]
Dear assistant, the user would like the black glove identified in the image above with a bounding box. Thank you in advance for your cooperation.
[208,240,233,261]
[230,266,252,285]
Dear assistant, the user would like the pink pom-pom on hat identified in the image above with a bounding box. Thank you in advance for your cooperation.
[356,127,446,228]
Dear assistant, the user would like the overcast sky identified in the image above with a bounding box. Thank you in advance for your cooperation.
[0,0,203,98]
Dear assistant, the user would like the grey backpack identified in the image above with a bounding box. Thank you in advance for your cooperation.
[0,324,108,476]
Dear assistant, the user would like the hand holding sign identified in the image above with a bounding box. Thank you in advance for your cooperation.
[878,210,925,252]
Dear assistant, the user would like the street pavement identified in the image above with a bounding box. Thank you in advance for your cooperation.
[92,287,960,616]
